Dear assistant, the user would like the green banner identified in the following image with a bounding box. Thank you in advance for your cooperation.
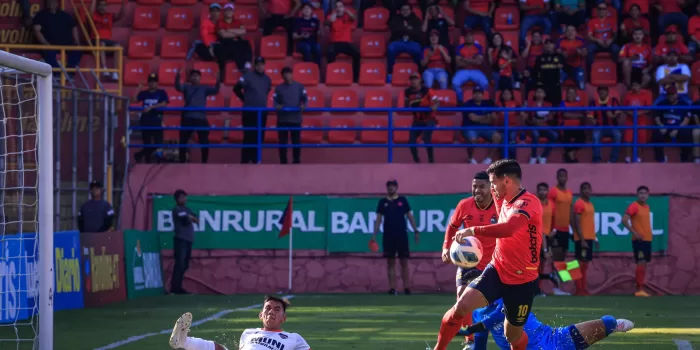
[123,230,165,299]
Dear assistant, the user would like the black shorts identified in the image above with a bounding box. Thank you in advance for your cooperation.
[456,267,482,287]
[549,230,571,253]
[633,240,652,263]
[383,233,409,259]
[574,240,594,261]
[468,264,539,327]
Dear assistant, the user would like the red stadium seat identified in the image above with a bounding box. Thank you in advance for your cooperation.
[433,117,455,143]
[235,7,260,31]
[166,8,194,31]
[293,62,320,86]
[439,6,455,24]
[224,62,243,86]
[363,7,390,31]
[301,118,324,143]
[206,93,225,109]
[363,89,392,115]
[691,61,700,85]
[391,62,419,87]
[235,0,257,4]
[170,0,196,5]
[494,6,520,31]
[264,61,285,85]
[157,61,184,86]
[208,117,226,143]
[392,117,413,143]
[326,62,353,86]
[360,118,389,143]
[260,35,287,60]
[137,0,163,5]
[123,61,150,86]
[193,62,219,85]
[162,116,180,141]
[228,115,243,142]
[327,118,357,143]
[164,88,184,115]
[132,6,161,30]
[127,35,156,59]
[433,89,457,116]
[264,116,279,144]
[412,7,423,20]
[330,89,359,114]
[360,35,387,58]
[395,89,412,116]
[160,35,189,59]
[591,60,617,86]
[228,95,243,118]
[267,90,275,108]
[359,62,387,86]
[305,88,325,117]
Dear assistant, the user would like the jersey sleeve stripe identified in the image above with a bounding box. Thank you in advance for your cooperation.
[513,209,531,220]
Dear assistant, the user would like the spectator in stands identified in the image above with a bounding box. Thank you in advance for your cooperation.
[654,50,691,104]
[387,4,423,84]
[495,46,516,90]
[326,1,360,82]
[525,86,557,164]
[622,77,652,163]
[405,73,438,163]
[688,3,700,56]
[534,39,565,106]
[522,30,545,94]
[558,25,586,90]
[690,100,700,163]
[274,67,308,164]
[174,69,221,164]
[462,86,501,164]
[187,3,220,61]
[652,84,691,163]
[259,0,300,56]
[421,30,451,89]
[519,0,553,46]
[216,4,253,73]
[498,88,527,158]
[463,0,494,40]
[171,189,198,295]
[589,86,622,163]
[654,0,688,38]
[294,3,322,65]
[77,180,114,233]
[619,28,652,88]
[90,0,125,81]
[422,5,454,49]
[586,2,619,72]
[619,5,650,44]
[133,74,169,164]
[553,0,585,32]
[234,57,273,164]
[654,27,692,64]
[560,87,586,163]
[32,0,82,71]
[489,33,520,90]
[452,30,488,103]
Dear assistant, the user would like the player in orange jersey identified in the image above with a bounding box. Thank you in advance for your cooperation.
[572,182,598,296]
[433,159,543,350]
[442,171,498,350]
[622,185,653,297]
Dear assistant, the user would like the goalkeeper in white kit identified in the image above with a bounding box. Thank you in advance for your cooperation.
[169,295,311,350]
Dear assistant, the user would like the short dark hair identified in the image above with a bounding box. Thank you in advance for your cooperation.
[486,159,522,180]
[557,168,568,175]
[580,182,591,190]
[264,295,291,312]
[174,189,187,200]
[537,182,549,190]
[637,185,649,193]
[474,171,489,181]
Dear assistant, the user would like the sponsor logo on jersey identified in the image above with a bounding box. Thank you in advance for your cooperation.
[248,336,287,350]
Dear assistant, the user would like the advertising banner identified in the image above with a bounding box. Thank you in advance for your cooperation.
[80,231,126,307]
[0,236,28,324]
[123,230,164,299]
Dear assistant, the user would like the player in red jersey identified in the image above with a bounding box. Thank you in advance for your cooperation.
[433,159,543,350]
[442,171,498,349]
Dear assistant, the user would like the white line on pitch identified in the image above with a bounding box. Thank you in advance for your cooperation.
[93,295,295,350]
[674,339,694,350]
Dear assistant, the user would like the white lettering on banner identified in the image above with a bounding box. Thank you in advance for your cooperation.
[595,212,664,236]
[0,244,18,320]
[156,210,324,233]
[330,212,378,234]
[157,211,173,232]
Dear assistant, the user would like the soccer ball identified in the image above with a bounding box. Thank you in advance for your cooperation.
[449,236,483,268]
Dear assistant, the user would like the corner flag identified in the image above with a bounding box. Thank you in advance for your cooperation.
[278,196,293,238]
[554,260,582,282]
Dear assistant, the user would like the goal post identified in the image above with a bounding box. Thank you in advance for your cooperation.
[0,50,54,350]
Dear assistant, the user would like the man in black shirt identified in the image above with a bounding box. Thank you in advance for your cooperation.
[77,181,114,233]
[422,5,454,49]
[532,39,564,106]
[652,85,691,163]
[371,179,420,296]
[171,189,198,295]
[387,4,424,83]
[32,0,82,70]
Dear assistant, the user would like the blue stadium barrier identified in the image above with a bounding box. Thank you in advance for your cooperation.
[127,105,700,163]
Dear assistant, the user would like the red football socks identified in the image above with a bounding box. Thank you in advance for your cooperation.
[510,331,529,350]
[435,307,461,350]
[462,315,474,342]
[635,264,646,290]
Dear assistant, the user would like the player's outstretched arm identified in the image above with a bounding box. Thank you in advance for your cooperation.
[474,214,528,238]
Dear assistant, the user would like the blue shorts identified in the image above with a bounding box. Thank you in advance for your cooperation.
[463,129,496,142]
[538,325,586,350]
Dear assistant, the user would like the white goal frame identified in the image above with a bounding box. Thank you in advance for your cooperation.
[0,50,54,350]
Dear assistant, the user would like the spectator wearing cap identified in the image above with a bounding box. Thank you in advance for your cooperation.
[90,0,126,80]
[171,189,198,295]
[259,0,300,56]
[187,3,221,61]
[77,181,115,233]
[32,0,82,70]
[387,4,423,84]
[273,67,308,164]
[553,0,585,31]
[293,3,322,66]
[652,84,692,163]
[326,0,360,82]
[216,3,253,72]
[586,2,619,73]
[588,85,622,163]
[619,28,652,88]
[653,27,692,65]
[462,86,501,164]
[234,57,273,164]
[174,69,221,164]
[404,73,439,163]
[452,30,488,103]
[133,74,169,163]
[421,5,454,49]
[654,0,688,39]
[463,0,494,40]
[421,30,450,89]
[654,50,691,105]
[371,179,420,296]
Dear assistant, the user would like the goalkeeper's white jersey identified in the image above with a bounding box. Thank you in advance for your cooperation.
[239,328,310,350]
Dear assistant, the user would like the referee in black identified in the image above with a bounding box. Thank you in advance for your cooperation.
[171,189,198,295]
[532,39,565,106]
[371,179,420,296]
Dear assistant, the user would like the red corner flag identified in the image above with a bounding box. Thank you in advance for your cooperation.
[278,196,294,238]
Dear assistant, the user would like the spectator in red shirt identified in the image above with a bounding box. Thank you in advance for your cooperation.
[588,86,622,163]
[496,46,516,90]
[259,0,301,56]
[187,3,221,61]
[557,25,587,90]
[622,76,653,163]
[654,0,688,38]
[421,30,451,89]
[525,86,557,164]
[463,0,495,39]
[560,86,586,162]
[619,28,652,87]
[587,2,619,71]
[519,0,553,45]
[688,2,700,56]
[90,0,125,81]
[653,27,692,64]
[489,33,520,90]
[452,30,488,103]
[326,1,360,82]
[620,5,650,44]
[387,4,424,84]
[216,4,252,72]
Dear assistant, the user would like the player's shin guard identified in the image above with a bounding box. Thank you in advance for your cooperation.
[510,331,529,350]
[435,307,462,350]
[183,337,216,350]
[635,264,646,291]
[601,315,617,336]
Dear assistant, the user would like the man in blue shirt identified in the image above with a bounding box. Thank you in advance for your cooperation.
[652,84,691,163]
[458,299,634,350]
[134,73,169,163]
[293,3,321,65]
[371,179,420,296]
[462,87,502,165]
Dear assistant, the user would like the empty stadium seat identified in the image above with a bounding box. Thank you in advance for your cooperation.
[132,6,161,30]
[264,116,278,144]
[170,0,197,5]
[137,0,163,5]
[260,35,288,60]
[208,117,226,143]
[360,35,387,58]
[162,116,180,141]
[123,61,150,86]
[228,115,243,142]
[326,62,353,86]
[395,89,412,116]
[433,117,456,143]
[235,7,260,31]
[391,63,419,87]
[360,118,389,143]
[363,7,390,31]
[193,62,219,85]
[224,62,243,85]
[305,88,325,116]
[157,61,184,86]
[494,6,520,30]
[127,35,156,59]
[327,118,357,143]
[292,62,320,86]
[301,118,324,143]
[360,62,387,86]
[433,90,457,115]
[166,8,194,31]
[330,89,359,113]
[392,117,413,143]
[267,90,275,107]
[591,60,617,86]
[228,94,243,117]
[160,35,189,59]
[164,88,184,115]
[363,89,393,115]
[692,61,700,85]
[264,61,285,85]
[206,93,225,110]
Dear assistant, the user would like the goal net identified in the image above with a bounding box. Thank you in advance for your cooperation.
[0,51,54,350]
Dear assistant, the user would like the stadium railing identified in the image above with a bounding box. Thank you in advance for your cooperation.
[126,105,700,163]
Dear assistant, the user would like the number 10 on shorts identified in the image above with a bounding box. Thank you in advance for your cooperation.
[517,305,529,317]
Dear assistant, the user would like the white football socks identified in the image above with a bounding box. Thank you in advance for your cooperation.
[184,337,216,350]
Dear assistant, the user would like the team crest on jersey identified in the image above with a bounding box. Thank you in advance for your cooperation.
[466,214,474,221]
[490,215,497,224]
[279,333,288,339]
